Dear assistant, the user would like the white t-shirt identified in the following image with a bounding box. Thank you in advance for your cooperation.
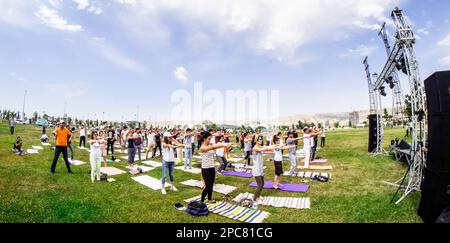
[79,128,86,137]
[321,130,325,137]
[274,147,283,161]
[303,134,311,149]
[147,133,155,145]
[162,146,175,162]
[90,141,102,157]
[216,147,224,157]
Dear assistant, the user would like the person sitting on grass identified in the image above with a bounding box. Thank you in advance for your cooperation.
[41,133,49,143]
[89,131,102,183]
[13,136,25,155]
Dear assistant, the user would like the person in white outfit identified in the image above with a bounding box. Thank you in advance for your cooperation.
[89,131,104,182]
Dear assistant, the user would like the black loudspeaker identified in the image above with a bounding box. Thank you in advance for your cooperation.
[418,71,450,223]
[424,71,450,174]
[368,114,379,152]
[437,207,450,223]
[418,169,450,223]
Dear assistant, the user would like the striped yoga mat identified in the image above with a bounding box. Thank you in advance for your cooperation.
[233,193,310,209]
[181,179,237,195]
[207,201,270,223]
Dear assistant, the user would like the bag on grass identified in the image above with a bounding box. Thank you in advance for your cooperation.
[100,173,108,181]
[238,198,254,208]
[186,201,209,217]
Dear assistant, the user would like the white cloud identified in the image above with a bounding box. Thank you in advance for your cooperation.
[174,67,189,82]
[114,0,400,65]
[439,55,450,66]
[339,45,378,58]
[35,6,83,32]
[73,0,90,10]
[48,0,63,8]
[0,0,36,27]
[91,37,145,71]
[438,33,450,46]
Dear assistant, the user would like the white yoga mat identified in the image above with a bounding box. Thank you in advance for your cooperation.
[233,193,310,209]
[174,166,202,174]
[181,179,236,195]
[298,165,333,170]
[41,143,51,146]
[26,149,39,154]
[32,146,44,150]
[142,160,163,167]
[132,175,171,190]
[100,167,126,176]
[69,160,87,166]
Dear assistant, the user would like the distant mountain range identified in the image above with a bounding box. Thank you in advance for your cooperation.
[278,110,371,125]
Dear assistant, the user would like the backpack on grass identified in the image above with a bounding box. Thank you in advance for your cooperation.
[186,201,209,217]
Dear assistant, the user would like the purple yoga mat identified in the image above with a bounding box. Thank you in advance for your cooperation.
[249,181,309,193]
[221,171,253,178]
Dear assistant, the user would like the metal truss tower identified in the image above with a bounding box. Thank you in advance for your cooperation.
[363,57,377,114]
[373,7,427,204]
[379,23,405,124]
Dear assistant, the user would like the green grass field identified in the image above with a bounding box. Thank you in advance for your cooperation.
[0,121,422,223]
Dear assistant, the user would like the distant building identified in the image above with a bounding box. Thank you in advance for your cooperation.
[349,111,359,127]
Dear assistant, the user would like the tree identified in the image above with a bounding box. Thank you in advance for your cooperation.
[334,122,339,129]
[348,120,352,128]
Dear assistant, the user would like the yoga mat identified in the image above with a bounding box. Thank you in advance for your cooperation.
[132,175,171,190]
[174,166,202,174]
[26,149,39,154]
[41,143,51,146]
[233,193,310,209]
[32,146,44,150]
[126,165,154,173]
[100,167,126,176]
[69,160,86,166]
[249,181,309,193]
[233,164,252,169]
[220,171,253,178]
[207,201,270,223]
[267,157,290,161]
[142,160,162,167]
[227,158,244,163]
[181,179,237,195]
[301,159,328,163]
[298,165,333,170]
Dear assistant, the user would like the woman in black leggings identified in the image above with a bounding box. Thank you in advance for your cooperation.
[199,133,230,203]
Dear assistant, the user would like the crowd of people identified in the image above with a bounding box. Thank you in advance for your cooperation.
[7,117,327,208]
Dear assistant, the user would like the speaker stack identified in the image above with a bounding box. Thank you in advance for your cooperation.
[418,71,450,223]
[368,114,379,152]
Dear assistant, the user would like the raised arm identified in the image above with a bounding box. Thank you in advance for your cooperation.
[200,143,230,153]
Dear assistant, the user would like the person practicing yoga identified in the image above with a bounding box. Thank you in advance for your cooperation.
[199,132,231,203]
[269,137,295,189]
[243,133,253,167]
[161,132,185,195]
[50,120,73,174]
[89,131,103,182]
[41,133,49,143]
[79,125,87,148]
[120,127,128,154]
[302,128,321,169]
[127,129,136,166]
[183,128,195,170]
[251,136,277,207]
[98,130,108,167]
[145,130,156,159]
[285,131,302,175]
[216,136,229,173]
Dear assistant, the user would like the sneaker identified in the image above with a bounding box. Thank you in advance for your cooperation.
[161,188,167,195]
[206,199,216,204]
[251,203,258,209]
[171,186,178,191]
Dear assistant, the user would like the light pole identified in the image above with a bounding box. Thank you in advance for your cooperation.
[22,90,27,120]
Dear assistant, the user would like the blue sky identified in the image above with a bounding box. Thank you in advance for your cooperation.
[1,0,450,122]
